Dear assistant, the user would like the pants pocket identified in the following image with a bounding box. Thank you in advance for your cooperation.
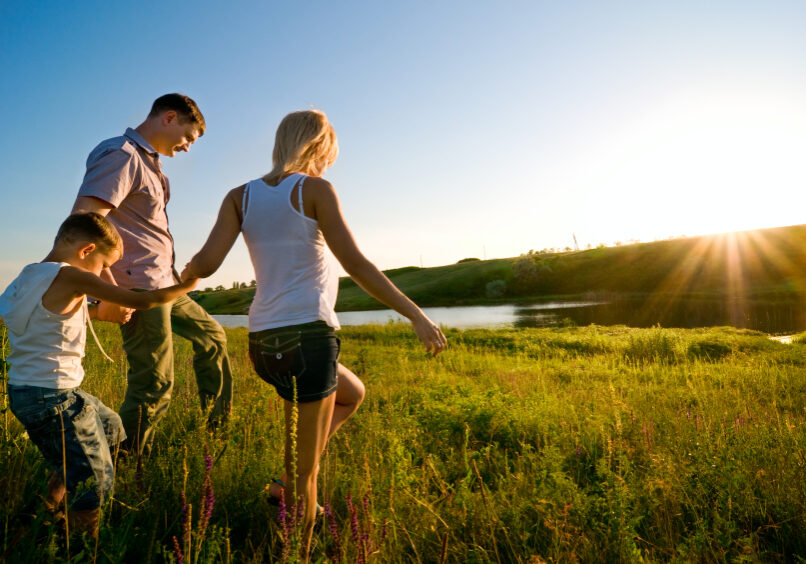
[11,391,79,436]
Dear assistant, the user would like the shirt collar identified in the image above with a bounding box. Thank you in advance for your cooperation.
[124,127,159,156]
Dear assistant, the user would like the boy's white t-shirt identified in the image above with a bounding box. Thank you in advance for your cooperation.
[0,262,87,388]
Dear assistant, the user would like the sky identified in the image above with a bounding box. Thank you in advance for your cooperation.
[2,1,806,290]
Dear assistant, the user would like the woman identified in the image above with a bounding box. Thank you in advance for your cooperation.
[182,109,446,557]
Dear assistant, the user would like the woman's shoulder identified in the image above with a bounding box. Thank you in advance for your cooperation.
[300,175,335,194]
[226,182,249,197]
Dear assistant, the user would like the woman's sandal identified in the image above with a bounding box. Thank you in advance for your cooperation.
[266,478,324,516]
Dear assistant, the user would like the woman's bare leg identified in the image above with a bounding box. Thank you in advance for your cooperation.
[272,364,365,497]
[327,363,365,439]
[283,393,336,562]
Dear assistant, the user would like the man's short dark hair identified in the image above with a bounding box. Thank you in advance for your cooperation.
[148,93,206,135]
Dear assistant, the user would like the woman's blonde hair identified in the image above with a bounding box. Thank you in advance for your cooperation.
[263,109,339,186]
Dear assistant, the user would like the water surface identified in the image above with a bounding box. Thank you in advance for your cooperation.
[214,297,805,334]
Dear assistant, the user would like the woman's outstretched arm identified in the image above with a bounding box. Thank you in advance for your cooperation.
[181,186,245,280]
[310,177,446,355]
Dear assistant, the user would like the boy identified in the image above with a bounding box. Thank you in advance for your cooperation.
[0,213,197,537]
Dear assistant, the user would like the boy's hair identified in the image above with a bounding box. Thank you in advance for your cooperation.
[264,109,338,186]
[148,93,206,136]
[55,213,123,255]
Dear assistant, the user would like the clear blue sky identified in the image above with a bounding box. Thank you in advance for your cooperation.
[2,1,806,290]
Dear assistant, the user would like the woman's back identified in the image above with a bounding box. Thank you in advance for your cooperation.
[241,173,340,332]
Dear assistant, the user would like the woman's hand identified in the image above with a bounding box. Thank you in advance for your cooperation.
[180,262,198,282]
[411,314,447,355]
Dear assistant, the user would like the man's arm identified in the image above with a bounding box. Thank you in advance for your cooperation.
[71,196,114,216]
[72,195,131,322]
[73,158,129,322]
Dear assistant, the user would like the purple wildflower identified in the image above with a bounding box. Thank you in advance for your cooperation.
[278,497,291,562]
[297,494,306,524]
[380,518,388,542]
[324,501,342,563]
[199,447,215,532]
[172,535,184,564]
[362,492,371,518]
[180,492,191,545]
[204,447,213,473]
[346,493,361,544]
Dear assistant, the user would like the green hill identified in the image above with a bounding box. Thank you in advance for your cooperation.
[192,224,806,314]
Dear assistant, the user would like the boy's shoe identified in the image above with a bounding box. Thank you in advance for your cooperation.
[43,470,66,514]
[67,508,100,539]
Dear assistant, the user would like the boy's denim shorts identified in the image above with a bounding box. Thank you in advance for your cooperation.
[248,320,340,403]
[8,384,126,511]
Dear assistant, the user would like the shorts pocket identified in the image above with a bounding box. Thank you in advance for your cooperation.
[251,332,306,390]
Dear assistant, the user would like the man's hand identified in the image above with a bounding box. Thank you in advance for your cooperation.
[95,301,133,324]
[180,263,195,282]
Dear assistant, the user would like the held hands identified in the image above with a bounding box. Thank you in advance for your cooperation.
[180,277,199,292]
[411,314,447,355]
[180,262,197,283]
[95,301,133,324]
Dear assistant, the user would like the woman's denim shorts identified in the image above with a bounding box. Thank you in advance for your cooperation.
[8,384,125,510]
[248,320,340,403]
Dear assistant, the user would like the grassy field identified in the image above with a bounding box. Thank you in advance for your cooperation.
[2,321,806,562]
[192,224,806,314]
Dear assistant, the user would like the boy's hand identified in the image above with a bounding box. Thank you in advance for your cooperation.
[95,301,133,324]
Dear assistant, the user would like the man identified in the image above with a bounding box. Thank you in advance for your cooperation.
[72,94,232,456]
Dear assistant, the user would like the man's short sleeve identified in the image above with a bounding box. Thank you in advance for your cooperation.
[77,144,138,208]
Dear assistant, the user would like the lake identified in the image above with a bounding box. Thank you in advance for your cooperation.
[213,297,806,334]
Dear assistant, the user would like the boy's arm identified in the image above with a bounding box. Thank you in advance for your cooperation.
[61,267,198,309]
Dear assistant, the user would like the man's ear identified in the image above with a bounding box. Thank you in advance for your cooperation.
[79,242,97,258]
[162,110,178,126]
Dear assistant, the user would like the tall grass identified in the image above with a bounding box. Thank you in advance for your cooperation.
[1,321,805,562]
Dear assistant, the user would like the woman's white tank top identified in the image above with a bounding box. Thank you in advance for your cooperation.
[241,173,340,332]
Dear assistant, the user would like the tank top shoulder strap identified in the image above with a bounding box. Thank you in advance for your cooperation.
[242,182,250,217]
[242,178,264,223]
[296,174,305,214]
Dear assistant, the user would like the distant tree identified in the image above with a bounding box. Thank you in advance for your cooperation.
[509,256,538,295]
[458,257,480,263]
[204,287,213,293]
[240,282,248,289]
[215,285,225,292]
[250,280,256,287]
[485,279,506,298]
[564,246,572,252]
